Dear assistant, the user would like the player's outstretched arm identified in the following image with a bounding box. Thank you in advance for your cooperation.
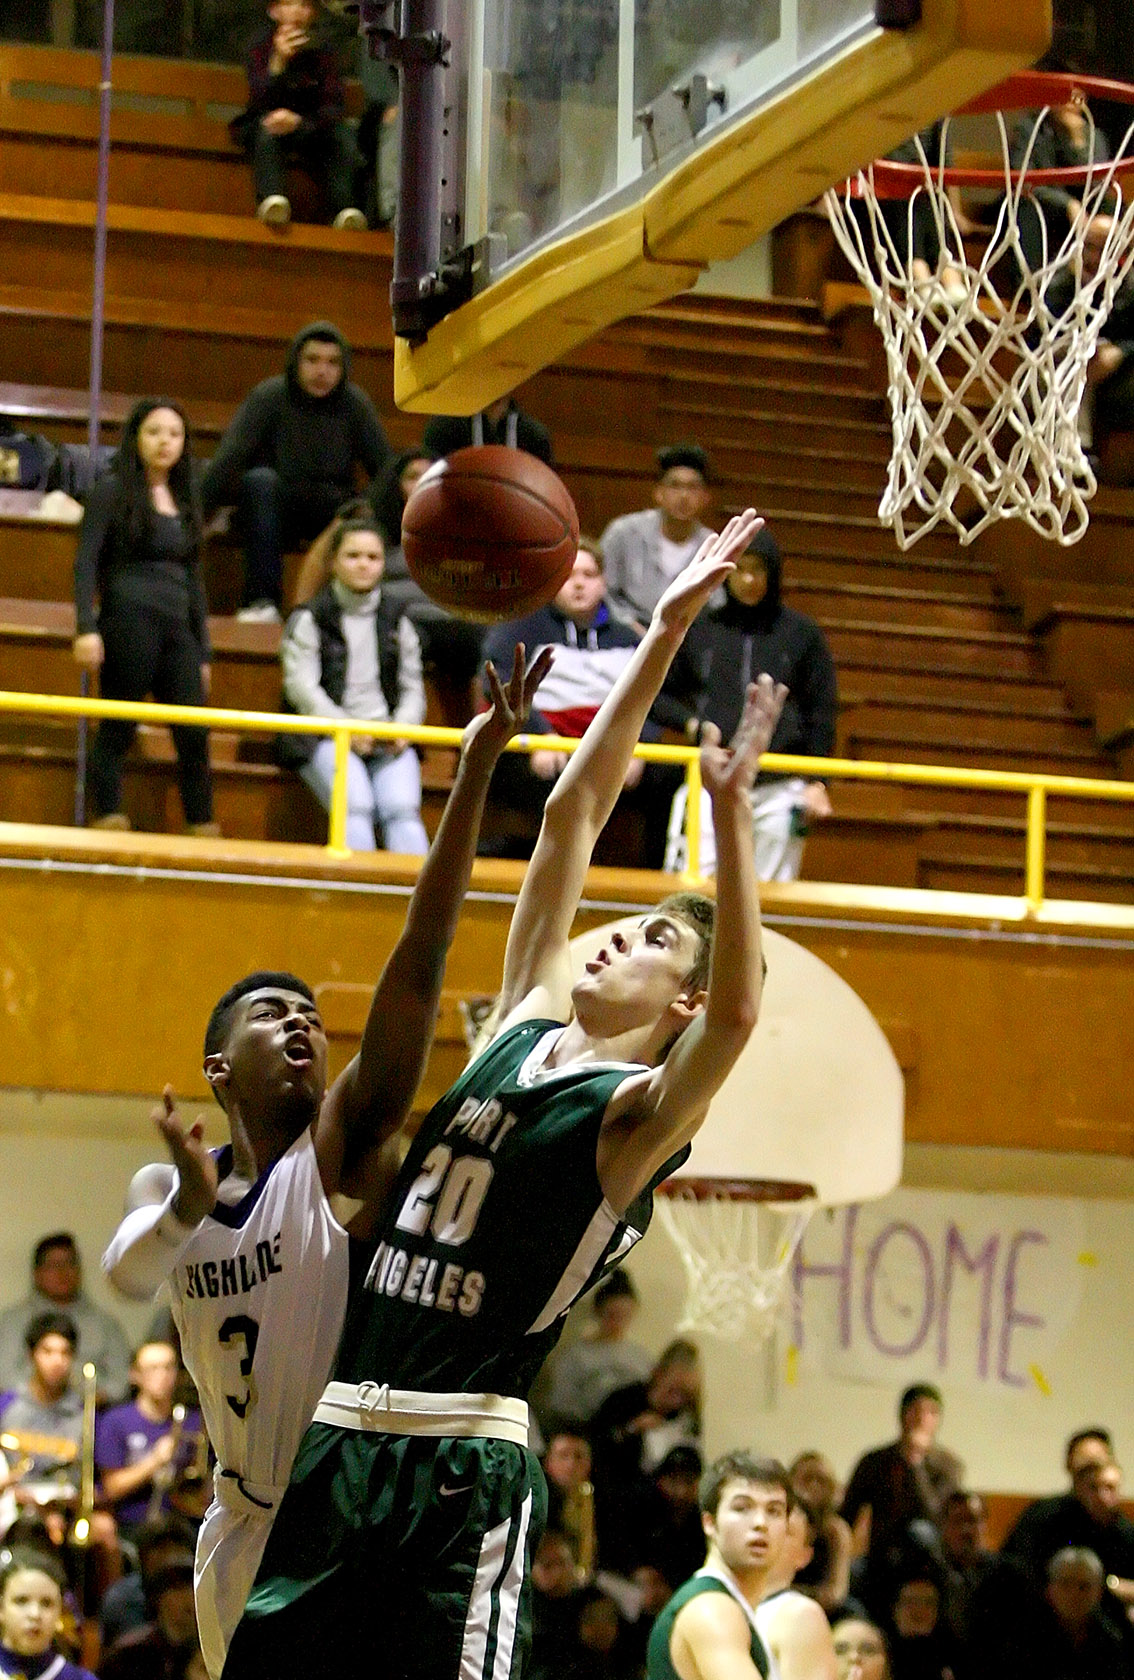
[598,675,788,1212]
[498,510,764,1027]
[316,644,552,1200]
[103,1087,219,1299]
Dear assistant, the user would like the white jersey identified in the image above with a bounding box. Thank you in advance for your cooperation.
[168,1127,349,1490]
[105,1126,349,1678]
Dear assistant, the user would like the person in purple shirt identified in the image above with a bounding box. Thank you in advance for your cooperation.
[0,1548,96,1680]
[96,1343,201,1533]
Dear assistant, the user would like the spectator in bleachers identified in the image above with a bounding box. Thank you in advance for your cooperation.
[422,396,554,466]
[935,1490,1035,1678]
[543,1432,597,1578]
[599,444,714,635]
[1003,1454,1134,1645]
[857,124,971,304]
[883,1572,959,1680]
[278,514,428,853]
[230,0,366,230]
[541,1268,654,1431]
[95,1342,201,1537]
[1009,89,1115,283]
[0,1314,82,1494]
[636,1445,707,1593]
[832,1616,890,1680]
[840,1384,964,1617]
[591,1340,701,1574]
[0,1547,96,1680]
[1031,1548,1127,1680]
[71,400,217,838]
[99,1554,201,1680]
[478,538,674,861]
[99,1516,199,1654]
[530,1529,588,1680]
[660,525,837,882]
[201,321,389,623]
[355,43,399,228]
[790,1451,855,1616]
[0,1233,131,1403]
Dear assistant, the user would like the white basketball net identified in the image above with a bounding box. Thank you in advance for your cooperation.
[654,1187,816,1343]
[823,102,1134,548]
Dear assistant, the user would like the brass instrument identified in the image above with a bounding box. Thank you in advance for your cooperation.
[145,1402,187,1522]
[563,1479,596,1583]
[71,1361,98,1547]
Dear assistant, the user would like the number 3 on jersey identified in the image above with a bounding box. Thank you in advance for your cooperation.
[395,1146,493,1246]
[219,1314,259,1419]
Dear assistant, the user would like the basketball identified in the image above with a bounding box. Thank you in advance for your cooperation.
[401,445,580,624]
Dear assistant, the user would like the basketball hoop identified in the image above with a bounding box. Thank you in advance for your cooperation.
[823,71,1134,548]
[654,1178,818,1344]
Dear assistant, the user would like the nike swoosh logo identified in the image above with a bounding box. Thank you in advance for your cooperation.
[439,1484,474,1498]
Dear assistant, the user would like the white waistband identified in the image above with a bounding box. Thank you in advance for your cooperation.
[312,1381,530,1446]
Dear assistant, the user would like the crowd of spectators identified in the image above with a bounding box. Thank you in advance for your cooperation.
[56,326,839,871]
[0,1237,1132,1678]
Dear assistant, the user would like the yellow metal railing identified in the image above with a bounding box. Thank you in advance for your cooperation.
[3,689,1134,913]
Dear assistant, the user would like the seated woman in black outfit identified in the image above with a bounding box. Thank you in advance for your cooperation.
[71,398,217,835]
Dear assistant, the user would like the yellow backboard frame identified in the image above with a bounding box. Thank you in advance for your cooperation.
[395,0,1050,414]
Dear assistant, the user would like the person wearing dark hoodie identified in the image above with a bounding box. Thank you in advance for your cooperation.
[659,526,837,880]
[230,0,366,230]
[201,321,390,623]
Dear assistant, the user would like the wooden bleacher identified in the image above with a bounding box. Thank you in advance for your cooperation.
[0,44,1131,896]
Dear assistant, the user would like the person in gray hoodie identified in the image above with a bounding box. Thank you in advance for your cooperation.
[278,516,427,853]
[202,321,390,622]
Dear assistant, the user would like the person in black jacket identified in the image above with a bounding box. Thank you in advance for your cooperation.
[660,526,836,881]
[201,320,390,623]
[72,399,216,836]
[230,0,365,230]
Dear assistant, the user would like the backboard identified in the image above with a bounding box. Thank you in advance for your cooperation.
[568,918,903,1205]
[370,0,1051,414]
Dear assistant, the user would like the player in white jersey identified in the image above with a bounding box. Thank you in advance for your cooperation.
[753,1499,839,1680]
[101,646,550,1680]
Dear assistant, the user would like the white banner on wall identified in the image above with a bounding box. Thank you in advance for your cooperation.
[788,1189,1089,1395]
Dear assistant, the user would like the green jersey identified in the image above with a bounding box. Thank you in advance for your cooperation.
[648,1573,771,1680]
[336,1018,683,1396]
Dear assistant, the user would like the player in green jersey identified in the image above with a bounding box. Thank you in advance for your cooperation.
[224,510,788,1680]
[647,1453,793,1680]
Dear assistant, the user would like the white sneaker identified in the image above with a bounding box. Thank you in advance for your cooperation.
[257,195,291,227]
[236,601,282,624]
[333,207,367,231]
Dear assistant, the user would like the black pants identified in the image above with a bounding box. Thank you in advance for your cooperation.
[250,123,361,218]
[89,608,213,825]
[238,467,346,609]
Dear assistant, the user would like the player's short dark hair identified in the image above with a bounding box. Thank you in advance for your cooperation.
[33,1232,77,1269]
[699,1451,793,1517]
[0,1546,67,1595]
[900,1382,943,1419]
[1065,1428,1113,1470]
[656,443,711,484]
[24,1311,77,1354]
[203,971,316,1060]
[594,1267,636,1310]
[657,893,715,994]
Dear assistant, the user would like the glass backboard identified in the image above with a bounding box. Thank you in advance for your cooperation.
[372,0,1051,413]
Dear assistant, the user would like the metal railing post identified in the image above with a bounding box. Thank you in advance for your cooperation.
[683,753,703,882]
[327,727,353,856]
[1025,784,1047,913]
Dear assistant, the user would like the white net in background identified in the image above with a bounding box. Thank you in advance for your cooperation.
[654,1185,816,1343]
[823,102,1134,549]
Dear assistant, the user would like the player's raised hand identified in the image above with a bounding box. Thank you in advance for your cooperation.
[153,1085,218,1226]
[700,673,789,804]
[653,509,764,636]
[461,642,554,765]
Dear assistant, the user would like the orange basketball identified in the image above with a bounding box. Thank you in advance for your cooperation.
[402,445,580,624]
